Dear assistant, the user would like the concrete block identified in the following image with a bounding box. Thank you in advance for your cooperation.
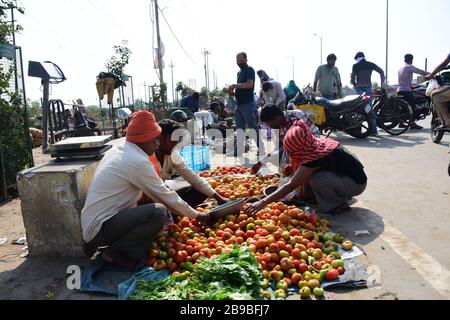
[17,160,99,257]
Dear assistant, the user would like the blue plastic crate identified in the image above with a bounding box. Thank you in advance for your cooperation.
[179,145,211,172]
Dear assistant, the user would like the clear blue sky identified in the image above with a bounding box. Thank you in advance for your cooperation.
[14,0,450,106]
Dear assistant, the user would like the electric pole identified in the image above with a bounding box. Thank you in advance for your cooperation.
[143,82,148,104]
[169,61,175,104]
[203,49,211,93]
[154,0,164,83]
[385,0,389,84]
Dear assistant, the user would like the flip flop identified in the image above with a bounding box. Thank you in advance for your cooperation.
[322,204,352,216]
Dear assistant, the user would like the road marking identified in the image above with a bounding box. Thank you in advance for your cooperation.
[380,222,450,299]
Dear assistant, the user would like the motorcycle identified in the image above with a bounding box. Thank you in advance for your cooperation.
[429,75,450,144]
[372,87,414,136]
[288,86,373,139]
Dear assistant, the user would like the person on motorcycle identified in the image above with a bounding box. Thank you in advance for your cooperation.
[427,53,450,130]
[313,54,343,100]
[351,52,386,136]
[244,119,367,216]
[397,54,430,129]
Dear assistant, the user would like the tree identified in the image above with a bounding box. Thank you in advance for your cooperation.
[0,1,33,196]
[27,99,42,128]
[105,40,132,82]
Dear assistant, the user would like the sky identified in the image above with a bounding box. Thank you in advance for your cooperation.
[11,0,450,107]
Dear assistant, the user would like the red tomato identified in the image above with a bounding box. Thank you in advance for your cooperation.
[299,263,309,274]
[291,273,303,285]
[326,268,340,281]
[337,266,345,275]
[175,251,188,263]
[291,248,301,259]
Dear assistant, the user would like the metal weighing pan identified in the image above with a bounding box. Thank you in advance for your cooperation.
[208,199,247,219]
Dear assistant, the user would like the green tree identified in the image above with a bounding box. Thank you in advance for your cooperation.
[27,99,42,128]
[0,1,33,196]
[105,40,132,81]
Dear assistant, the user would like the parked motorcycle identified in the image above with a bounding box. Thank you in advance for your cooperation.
[289,86,372,139]
[372,87,414,136]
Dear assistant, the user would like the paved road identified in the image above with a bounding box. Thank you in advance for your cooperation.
[320,118,450,300]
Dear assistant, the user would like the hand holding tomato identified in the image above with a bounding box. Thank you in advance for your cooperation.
[213,192,229,205]
[243,199,266,216]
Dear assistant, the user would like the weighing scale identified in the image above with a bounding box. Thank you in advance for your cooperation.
[49,135,113,161]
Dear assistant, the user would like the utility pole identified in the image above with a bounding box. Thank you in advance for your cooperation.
[203,49,211,93]
[154,0,164,83]
[7,3,24,92]
[143,82,148,104]
[213,71,218,90]
[169,61,175,104]
[385,0,389,84]
[425,58,428,72]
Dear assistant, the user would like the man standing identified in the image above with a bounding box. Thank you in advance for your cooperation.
[397,54,430,129]
[313,54,342,100]
[180,92,200,114]
[228,52,260,150]
[262,80,287,110]
[351,52,386,136]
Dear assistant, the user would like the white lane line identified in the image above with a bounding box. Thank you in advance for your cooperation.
[380,222,450,299]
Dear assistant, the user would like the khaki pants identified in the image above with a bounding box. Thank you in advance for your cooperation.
[432,85,450,126]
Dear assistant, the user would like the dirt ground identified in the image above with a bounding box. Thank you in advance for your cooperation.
[1,121,449,300]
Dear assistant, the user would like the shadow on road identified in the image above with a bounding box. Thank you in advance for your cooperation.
[0,256,110,300]
[321,207,385,246]
[331,133,429,149]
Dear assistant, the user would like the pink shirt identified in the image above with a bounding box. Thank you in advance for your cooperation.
[397,64,429,92]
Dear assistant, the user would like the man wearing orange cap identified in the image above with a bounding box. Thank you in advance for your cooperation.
[81,110,209,269]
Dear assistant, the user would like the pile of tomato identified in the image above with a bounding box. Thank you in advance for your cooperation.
[207,175,279,200]
[199,166,251,178]
[147,201,353,300]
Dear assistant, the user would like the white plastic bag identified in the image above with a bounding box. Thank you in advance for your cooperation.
[426,79,441,97]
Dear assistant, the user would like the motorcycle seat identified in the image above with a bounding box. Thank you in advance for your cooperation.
[315,94,364,112]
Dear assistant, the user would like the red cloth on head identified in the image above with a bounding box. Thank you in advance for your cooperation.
[126,110,162,143]
[283,120,339,171]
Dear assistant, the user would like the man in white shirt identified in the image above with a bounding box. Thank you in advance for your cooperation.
[81,110,209,269]
[155,119,228,207]
[262,80,287,110]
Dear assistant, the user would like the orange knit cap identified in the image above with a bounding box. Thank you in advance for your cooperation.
[126,110,162,143]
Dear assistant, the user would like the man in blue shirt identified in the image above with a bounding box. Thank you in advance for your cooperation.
[228,52,260,151]
[180,92,200,114]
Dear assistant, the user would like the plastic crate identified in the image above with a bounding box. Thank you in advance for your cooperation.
[296,104,327,125]
[179,145,211,172]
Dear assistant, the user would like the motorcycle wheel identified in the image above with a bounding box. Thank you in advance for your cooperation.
[430,105,444,144]
[377,98,413,136]
[344,112,371,139]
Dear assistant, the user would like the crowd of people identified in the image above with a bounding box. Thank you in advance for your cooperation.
[80,50,449,270]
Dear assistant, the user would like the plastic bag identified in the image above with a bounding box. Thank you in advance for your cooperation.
[426,79,441,97]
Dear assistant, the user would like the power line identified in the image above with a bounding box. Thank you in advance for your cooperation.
[158,6,202,67]
[68,0,120,38]
[86,0,128,38]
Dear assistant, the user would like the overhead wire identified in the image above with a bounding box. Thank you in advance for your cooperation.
[157,6,202,67]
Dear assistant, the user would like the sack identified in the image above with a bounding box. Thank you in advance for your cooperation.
[426,79,441,97]
[296,104,327,125]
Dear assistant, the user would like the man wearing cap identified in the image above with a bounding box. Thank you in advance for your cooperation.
[351,52,386,136]
[81,110,209,269]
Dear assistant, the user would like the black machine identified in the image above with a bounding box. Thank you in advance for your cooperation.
[28,61,112,161]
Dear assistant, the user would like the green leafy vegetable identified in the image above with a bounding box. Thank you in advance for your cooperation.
[129,246,263,300]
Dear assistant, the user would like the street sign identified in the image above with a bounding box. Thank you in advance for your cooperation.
[0,44,16,60]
